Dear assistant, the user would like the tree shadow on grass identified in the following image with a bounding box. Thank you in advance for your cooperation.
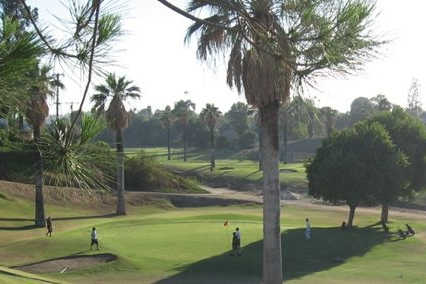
[0,214,116,231]
[155,226,389,284]
[0,224,38,231]
[243,170,261,179]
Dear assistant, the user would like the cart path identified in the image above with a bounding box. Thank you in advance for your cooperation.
[200,185,426,220]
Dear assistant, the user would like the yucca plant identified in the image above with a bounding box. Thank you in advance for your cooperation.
[40,114,113,191]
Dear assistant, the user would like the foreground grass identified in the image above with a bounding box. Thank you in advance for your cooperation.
[133,147,308,191]
[1,186,425,283]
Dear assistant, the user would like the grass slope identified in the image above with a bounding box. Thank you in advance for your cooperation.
[1,182,425,283]
[135,147,308,192]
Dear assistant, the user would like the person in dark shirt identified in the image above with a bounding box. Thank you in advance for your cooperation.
[46,216,53,237]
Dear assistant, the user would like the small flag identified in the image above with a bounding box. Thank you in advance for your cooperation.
[224,220,229,226]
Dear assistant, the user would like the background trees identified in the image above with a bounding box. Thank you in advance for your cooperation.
[407,78,423,118]
[366,107,426,222]
[160,106,174,160]
[91,73,141,216]
[306,122,408,228]
[173,100,196,162]
[349,97,376,125]
[200,104,221,171]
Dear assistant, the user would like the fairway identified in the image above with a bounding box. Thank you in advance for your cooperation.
[1,186,425,284]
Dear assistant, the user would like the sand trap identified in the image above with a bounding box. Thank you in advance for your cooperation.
[13,253,117,274]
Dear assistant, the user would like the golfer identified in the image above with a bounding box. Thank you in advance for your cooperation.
[305,218,311,240]
[46,216,53,237]
[235,227,241,255]
[90,227,99,250]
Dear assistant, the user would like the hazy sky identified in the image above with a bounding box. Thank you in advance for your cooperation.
[30,0,426,115]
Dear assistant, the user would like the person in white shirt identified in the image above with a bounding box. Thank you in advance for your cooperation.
[305,218,311,240]
[90,227,99,250]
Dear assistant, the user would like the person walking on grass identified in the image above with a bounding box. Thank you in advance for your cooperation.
[305,218,311,240]
[46,216,53,237]
[90,227,99,250]
[231,231,238,256]
[235,227,242,256]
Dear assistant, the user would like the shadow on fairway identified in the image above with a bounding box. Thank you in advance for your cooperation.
[243,170,261,179]
[0,224,38,231]
[156,226,388,284]
[0,214,116,231]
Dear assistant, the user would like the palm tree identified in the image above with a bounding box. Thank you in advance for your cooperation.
[173,100,195,162]
[160,105,174,160]
[25,64,53,227]
[320,107,338,137]
[180,1,383,283]
[200,103,221,171]
[91,73,141,216]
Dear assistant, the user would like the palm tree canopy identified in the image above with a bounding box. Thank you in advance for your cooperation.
[159,105,174,127]
[185,0,384,107]
[200,103,222,129]
[91,73,141,130]
[25,64,57,128]
[173,99,196,123]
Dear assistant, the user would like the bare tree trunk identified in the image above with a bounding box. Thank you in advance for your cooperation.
[34,126,45,227]
[116,128,126,215]
[260,101,282,284]
[210,126,215,172]
[183,122,187,162]
[347,204,357,228]
[167,124,171,160]
[381,203,389,224]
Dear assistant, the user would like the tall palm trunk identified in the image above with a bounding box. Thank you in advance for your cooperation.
[209,126,215,171]
[260,101,282,284]
[381,203,389,224]
[183,122,187,162]
[18,114,24,130]
[258,125,263,171]
[282,110,288,164]
[116,128,126,215]
[34,126,45,227]
[347,204,357,228]
[167,124,171,160]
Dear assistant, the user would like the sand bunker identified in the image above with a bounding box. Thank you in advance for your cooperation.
[279,168,298,173]
[13,253,117,274]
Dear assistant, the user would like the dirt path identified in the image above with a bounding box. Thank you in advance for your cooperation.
[201,185,426,220]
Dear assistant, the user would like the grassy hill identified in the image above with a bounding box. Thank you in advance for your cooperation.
[134,148,308,192]
[1,180,425,283]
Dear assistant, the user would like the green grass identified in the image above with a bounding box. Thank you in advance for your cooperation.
[133,147,308,191]
[1,187,425,283]
[0,266,66,284]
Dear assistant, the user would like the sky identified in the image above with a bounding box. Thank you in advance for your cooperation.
[29,0,426,115]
